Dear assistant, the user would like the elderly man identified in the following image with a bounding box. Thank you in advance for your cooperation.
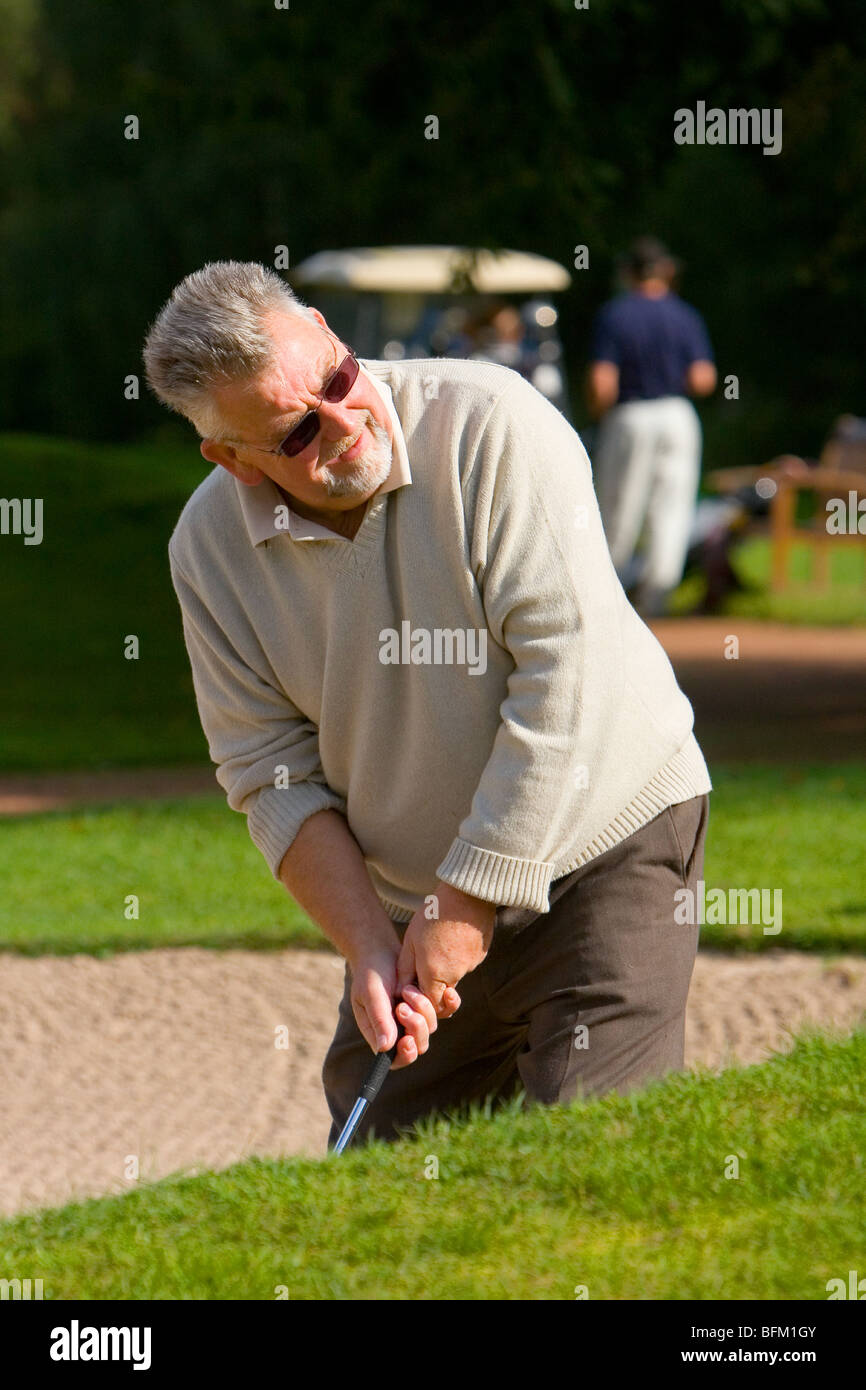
[143,260,711,1148]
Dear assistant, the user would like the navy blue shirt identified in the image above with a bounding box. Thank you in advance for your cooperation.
[590,292,713,403]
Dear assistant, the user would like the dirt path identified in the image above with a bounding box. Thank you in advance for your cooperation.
[1,945,865,1218]
[0,765,219,816]
[1,619,863,818]
[650,617,866,762]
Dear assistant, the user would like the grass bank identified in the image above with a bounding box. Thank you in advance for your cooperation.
[1,1029,862,1299]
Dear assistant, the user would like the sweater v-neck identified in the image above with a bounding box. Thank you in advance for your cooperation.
[308,490,388,578]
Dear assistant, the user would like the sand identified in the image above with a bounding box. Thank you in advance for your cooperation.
[1,945,865,1218]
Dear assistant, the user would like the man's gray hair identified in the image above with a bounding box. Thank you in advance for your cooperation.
[142,261,317,439]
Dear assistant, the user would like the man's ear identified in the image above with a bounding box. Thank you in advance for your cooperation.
[199,438,264,485]
[307,306,328,331]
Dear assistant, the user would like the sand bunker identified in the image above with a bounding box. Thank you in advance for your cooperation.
[1,946,864,1217]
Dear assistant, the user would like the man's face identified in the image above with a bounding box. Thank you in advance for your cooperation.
[204,309,393,512]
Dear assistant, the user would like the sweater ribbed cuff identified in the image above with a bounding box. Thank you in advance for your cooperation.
[436,839,555,914]
[246,781,348,879]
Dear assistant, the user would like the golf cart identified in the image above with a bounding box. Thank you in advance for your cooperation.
[289,245,573,419]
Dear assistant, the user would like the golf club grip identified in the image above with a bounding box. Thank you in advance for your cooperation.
[359,1031,402,1104]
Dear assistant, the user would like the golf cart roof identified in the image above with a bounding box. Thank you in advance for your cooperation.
[290,245,571,294]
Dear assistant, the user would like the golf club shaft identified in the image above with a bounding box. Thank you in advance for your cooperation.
[333,1031,402,1155]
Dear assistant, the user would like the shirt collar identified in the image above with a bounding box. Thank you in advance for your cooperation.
[235,362,412,547]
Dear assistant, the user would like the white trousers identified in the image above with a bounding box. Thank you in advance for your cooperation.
[593,396,702,595]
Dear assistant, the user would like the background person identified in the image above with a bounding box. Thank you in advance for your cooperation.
[586,237,717,616]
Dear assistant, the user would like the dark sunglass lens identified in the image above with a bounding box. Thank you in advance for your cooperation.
[323,354,360,402]
[281,413,320,457]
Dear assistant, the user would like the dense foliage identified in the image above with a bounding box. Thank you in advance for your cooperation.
[0,0,864,467]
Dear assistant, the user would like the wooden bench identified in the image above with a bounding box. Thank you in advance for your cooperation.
[704,422,866,592]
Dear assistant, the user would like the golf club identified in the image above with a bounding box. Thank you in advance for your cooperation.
[332,1027,405,1155]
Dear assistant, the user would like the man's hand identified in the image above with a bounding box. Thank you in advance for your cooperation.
[279,810,439,1071]
[347,943,441,1072]
[585,360,619,419]
[396,882,496,1018]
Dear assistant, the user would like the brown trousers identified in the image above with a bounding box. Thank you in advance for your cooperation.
[323,793,709,1147]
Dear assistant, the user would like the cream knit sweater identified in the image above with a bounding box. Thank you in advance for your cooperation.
[169,357,711,921]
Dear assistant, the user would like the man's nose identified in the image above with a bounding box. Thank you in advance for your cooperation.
[318,397,364,439]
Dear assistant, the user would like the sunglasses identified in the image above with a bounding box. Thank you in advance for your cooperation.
[277,350,361,457]
[225,346,361,459]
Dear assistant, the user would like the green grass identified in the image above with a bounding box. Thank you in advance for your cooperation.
[0,432,211,769]
[672,534,866,624]
[1,433,863,772]
[0,762,863,956]
[0,795,322,955]
[696,763,866,951]
[1,1028,863,1299]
